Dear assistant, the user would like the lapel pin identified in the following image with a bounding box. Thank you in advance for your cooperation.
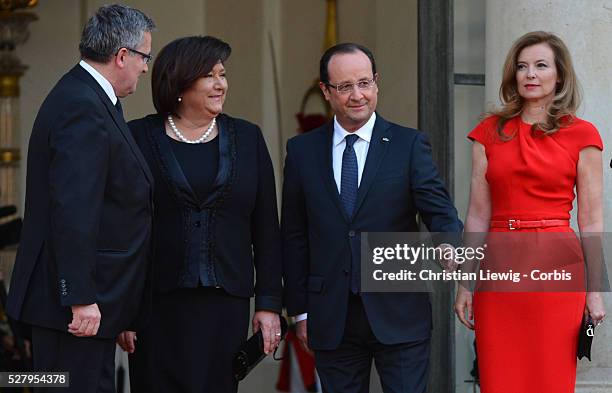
[381,137,390,143]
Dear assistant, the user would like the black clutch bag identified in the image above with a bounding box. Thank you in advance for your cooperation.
[233,316,288,381]
[577,315,595,361]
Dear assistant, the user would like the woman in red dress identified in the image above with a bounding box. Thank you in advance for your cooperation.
[454,31,606,392]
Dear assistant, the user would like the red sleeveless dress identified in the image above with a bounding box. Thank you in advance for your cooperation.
[467,116,603,393]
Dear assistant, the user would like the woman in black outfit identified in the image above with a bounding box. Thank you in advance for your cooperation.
[119,36,282,393]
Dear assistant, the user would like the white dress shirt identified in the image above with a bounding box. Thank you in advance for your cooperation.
[79,60,118,105]
[295,112,377,323]
[332,112,376,192]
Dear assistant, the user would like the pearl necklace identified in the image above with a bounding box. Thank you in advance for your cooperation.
[167,115,216,144]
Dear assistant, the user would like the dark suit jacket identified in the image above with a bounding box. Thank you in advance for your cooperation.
[6,65,154,339]
[128,114,282,313]
[282,114,463,350]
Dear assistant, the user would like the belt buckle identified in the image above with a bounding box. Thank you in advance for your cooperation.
[508,219,517,230]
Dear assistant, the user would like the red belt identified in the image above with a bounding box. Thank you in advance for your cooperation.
[489,219,569,230]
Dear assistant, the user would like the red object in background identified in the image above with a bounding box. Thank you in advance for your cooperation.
[296,113,328,133]
[276,329,317,392]
[296,82,330,133]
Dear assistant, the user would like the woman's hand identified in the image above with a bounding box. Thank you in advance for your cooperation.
[252,311,281,355]
[454,285,475,330]
[586,292,606,326]
[117,331,137,353]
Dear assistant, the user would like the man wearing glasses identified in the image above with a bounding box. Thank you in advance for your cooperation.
[282,43,462,393]
[7,5,155,392]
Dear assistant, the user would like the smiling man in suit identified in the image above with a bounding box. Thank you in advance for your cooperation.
[282,43,463,393]
[6,5,155,392]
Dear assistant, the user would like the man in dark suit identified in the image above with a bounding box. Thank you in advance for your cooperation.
[6,5,155,392]
[282,43,463,393]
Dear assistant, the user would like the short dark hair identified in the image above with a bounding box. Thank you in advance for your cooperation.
[151,36,231,116]
[79,4,155,63]
[319,42,377,85]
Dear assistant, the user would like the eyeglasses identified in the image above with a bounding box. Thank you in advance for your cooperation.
[124,47,153,64]
[326,78,376,94]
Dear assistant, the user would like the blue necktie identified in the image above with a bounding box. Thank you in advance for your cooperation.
[340,134,359,217]
[341,134,360,294]
[115,99,124,121]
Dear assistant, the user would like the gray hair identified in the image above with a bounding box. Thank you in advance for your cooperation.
[79,4,155,63]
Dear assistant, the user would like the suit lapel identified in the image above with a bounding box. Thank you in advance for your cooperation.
[149,116,200,208]
[316,123,350,222]
[199,114,235,208]
[353,115,392,217]
[69,65,154,185]
[150,114,235,210]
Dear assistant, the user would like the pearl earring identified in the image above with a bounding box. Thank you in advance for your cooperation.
[178,97,182,102]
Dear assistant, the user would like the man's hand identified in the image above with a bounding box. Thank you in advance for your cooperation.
[295,319,312,354]
[68,303,101,337]
[252,311,281,355]
[437,243,458,272]
[117,331,137,353]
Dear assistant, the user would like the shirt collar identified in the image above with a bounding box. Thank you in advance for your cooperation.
[333,112,376,147]
[79,60,118,105]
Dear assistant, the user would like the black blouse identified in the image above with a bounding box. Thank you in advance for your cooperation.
[128,114,282,313]
[167,135,219,203]
[167,135,220,287]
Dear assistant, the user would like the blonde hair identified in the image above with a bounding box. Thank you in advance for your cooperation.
[490,31,581,138]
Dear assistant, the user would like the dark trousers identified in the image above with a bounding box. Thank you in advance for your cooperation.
[129,287,250,393]
[314,295,430,393]
[31,325,116,393]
